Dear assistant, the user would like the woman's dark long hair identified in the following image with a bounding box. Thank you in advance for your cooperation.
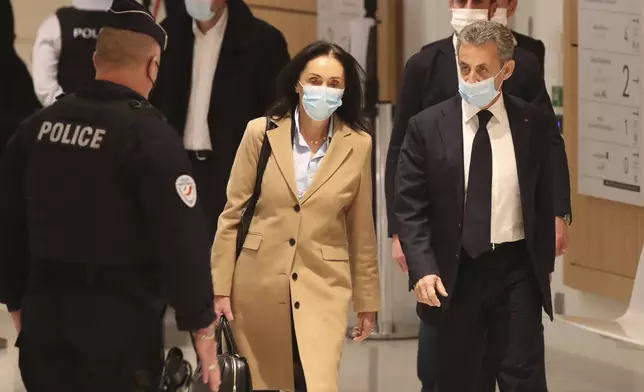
[267,41,369,132]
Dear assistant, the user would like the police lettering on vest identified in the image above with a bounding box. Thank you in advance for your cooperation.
[72,27,99,39]
[37,121,106,149]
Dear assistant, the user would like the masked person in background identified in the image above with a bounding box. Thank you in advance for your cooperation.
[492,0,545,73]
[32,0,112,107]
[385,1,571,391]
[151,0,290,241]
[0,0,41,160]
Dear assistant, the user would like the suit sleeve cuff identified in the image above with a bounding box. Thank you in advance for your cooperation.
[174,304,216,332]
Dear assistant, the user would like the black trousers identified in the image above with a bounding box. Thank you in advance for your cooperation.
[19,338,163,392]
[17,274,165,392]
[189,153,228,240]
[417,321,499,392]
[417,321,438,392]
[434,242,547,392]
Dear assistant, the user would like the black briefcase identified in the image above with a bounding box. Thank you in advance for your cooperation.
[191,316,253,392]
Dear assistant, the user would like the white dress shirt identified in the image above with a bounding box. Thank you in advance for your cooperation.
[32,0,112,107]
[183,9,229,151]
[462,94,525,244]
[293,107,333,199]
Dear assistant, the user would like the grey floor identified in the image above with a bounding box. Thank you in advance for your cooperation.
[1,311,644,392]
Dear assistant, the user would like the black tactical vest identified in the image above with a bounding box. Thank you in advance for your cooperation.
[55,7,107,94]
[24,95,163,267]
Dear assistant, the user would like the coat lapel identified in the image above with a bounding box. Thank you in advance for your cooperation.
[504,94,533,190]
[300,120,353,204]
[438,97,465,213]
[266,118,298,200]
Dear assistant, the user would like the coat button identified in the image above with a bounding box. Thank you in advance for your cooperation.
[294,204,301,212]
[289,238,296,246]
[294,301,300,309]
[292,273,298,281]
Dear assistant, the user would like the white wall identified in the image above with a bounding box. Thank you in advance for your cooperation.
[401,0,644,374]
[12,0,72,68]
[402,0,452,63]
[525,0,644,372]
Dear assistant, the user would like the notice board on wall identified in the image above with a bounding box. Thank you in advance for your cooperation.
[578,0,643,205]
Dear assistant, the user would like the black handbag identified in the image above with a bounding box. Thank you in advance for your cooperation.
[190,315,252,392]
[160,316,252,392]
[235,116,274,259]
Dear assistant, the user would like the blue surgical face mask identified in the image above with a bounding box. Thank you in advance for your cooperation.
[185,0,215,22]
[458,67,505,108]
[299,83,345,122]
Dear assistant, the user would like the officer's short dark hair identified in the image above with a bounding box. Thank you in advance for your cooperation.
[95,27,159,71]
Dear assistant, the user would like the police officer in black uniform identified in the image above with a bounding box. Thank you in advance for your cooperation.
[0,1,221,391]
[32,0,112,107]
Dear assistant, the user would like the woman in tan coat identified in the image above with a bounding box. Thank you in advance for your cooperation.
[210,41,381,392]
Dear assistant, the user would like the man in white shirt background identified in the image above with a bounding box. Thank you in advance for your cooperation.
[32,0,112,107]
[151,0,290,239]
[395,21,556,392]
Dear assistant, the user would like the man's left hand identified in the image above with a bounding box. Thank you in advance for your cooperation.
[352,312,376,341]
[555,217,569,256]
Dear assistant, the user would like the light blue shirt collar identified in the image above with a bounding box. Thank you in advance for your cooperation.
[294,106,334,146]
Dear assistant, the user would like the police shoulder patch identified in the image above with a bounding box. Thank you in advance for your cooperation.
[175,175,197,208]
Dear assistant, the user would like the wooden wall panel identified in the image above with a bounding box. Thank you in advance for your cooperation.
[246,0,316,13]
[246,0,402,103]
[249,8,317,57]
[246,0,316,57]
[377,0,403,103]
[563,0,638,303]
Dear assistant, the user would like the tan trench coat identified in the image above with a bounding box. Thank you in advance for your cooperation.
[210,116,381,392]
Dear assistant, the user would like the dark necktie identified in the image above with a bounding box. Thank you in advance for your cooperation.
[462,110,493,259]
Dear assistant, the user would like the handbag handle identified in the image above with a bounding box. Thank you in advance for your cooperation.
[216,315,239,355]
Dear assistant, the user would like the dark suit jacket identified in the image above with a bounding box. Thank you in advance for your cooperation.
[514,31,546,74]
[394,94,555,324]
[385,35,571,235]
[150,0,290,223]
[0,0,41,158]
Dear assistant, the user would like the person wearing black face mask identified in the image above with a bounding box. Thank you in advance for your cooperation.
[0,0,41,160]
[0,1,222,391]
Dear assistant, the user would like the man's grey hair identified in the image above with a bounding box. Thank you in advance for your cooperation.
[457,21,515,65]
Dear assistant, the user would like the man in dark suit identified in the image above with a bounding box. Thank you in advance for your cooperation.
[385,2,569,391]
[396,21,554,392]
[151,0,290,238]
[492,0,545,73]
